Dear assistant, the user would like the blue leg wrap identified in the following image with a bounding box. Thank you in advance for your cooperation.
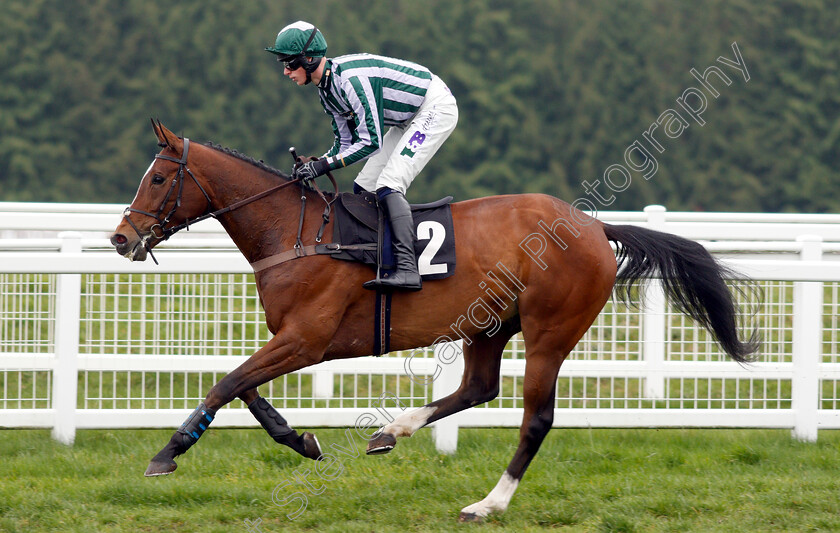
[177,402,216,447]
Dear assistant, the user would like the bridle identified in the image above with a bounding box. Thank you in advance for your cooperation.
[120,138,336,264]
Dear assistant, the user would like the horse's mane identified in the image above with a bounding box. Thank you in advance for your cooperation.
[203,142,291,180]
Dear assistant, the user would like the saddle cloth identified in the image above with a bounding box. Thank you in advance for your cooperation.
[331,191,456,281]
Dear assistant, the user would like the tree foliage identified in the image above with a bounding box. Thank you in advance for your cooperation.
[0,0,837,212]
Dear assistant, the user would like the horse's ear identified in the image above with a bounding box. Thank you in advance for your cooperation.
[151,118,169,148]
[151,119,183,154]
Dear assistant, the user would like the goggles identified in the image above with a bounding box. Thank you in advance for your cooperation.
[282,55,305,71]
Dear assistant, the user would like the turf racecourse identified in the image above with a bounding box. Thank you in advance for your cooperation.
[2,427,840,532]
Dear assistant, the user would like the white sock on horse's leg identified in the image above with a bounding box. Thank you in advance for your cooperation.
[459,472,520,519]
[382,405,437,437]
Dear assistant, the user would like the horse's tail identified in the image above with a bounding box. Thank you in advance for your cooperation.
[603,223,761,363]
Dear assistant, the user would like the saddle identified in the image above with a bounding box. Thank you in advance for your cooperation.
[331,191,456,280]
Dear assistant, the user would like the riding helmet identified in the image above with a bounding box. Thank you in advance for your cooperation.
[265,21,328,60]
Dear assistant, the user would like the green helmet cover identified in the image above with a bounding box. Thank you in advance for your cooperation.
[265,21,327,59]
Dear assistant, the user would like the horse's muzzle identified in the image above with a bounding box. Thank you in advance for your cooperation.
[110,232,148,262]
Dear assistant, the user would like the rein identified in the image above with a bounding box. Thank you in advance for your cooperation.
[121,138,337,264]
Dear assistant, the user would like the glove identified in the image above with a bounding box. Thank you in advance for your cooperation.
[292,157,330,181]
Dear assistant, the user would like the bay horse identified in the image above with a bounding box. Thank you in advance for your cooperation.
[111,120,759,522]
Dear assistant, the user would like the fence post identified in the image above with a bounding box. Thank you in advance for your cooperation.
[313,370,334,399]
[432,340,464,454]
[792,235,822,442]
[52,232,82,445]
[643,206,667,398]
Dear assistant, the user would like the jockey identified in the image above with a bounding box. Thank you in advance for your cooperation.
[265,21,459,291]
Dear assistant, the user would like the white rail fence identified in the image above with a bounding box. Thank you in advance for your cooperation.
[3,203,840,453]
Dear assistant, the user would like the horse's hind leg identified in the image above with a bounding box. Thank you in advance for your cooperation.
[457,264,613,521]
[367,323,516,454]
[458,350,561,521]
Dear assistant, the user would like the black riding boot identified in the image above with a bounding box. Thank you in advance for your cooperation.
[363,191,423,291]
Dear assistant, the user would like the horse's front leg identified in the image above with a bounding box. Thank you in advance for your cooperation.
[239,388,322,461]
[144,333,324,477]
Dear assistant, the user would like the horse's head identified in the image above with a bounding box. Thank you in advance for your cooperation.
[110,120,212,262]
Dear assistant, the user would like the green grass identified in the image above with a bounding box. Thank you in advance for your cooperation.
[3,428,840,532]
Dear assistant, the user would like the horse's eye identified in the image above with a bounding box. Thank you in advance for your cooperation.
[151,175,166,185]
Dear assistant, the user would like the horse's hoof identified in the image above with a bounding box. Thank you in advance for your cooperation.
[301,432,322,460]
[458,512,484,523]
[366,432,396,455]
[144,460,177,477]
